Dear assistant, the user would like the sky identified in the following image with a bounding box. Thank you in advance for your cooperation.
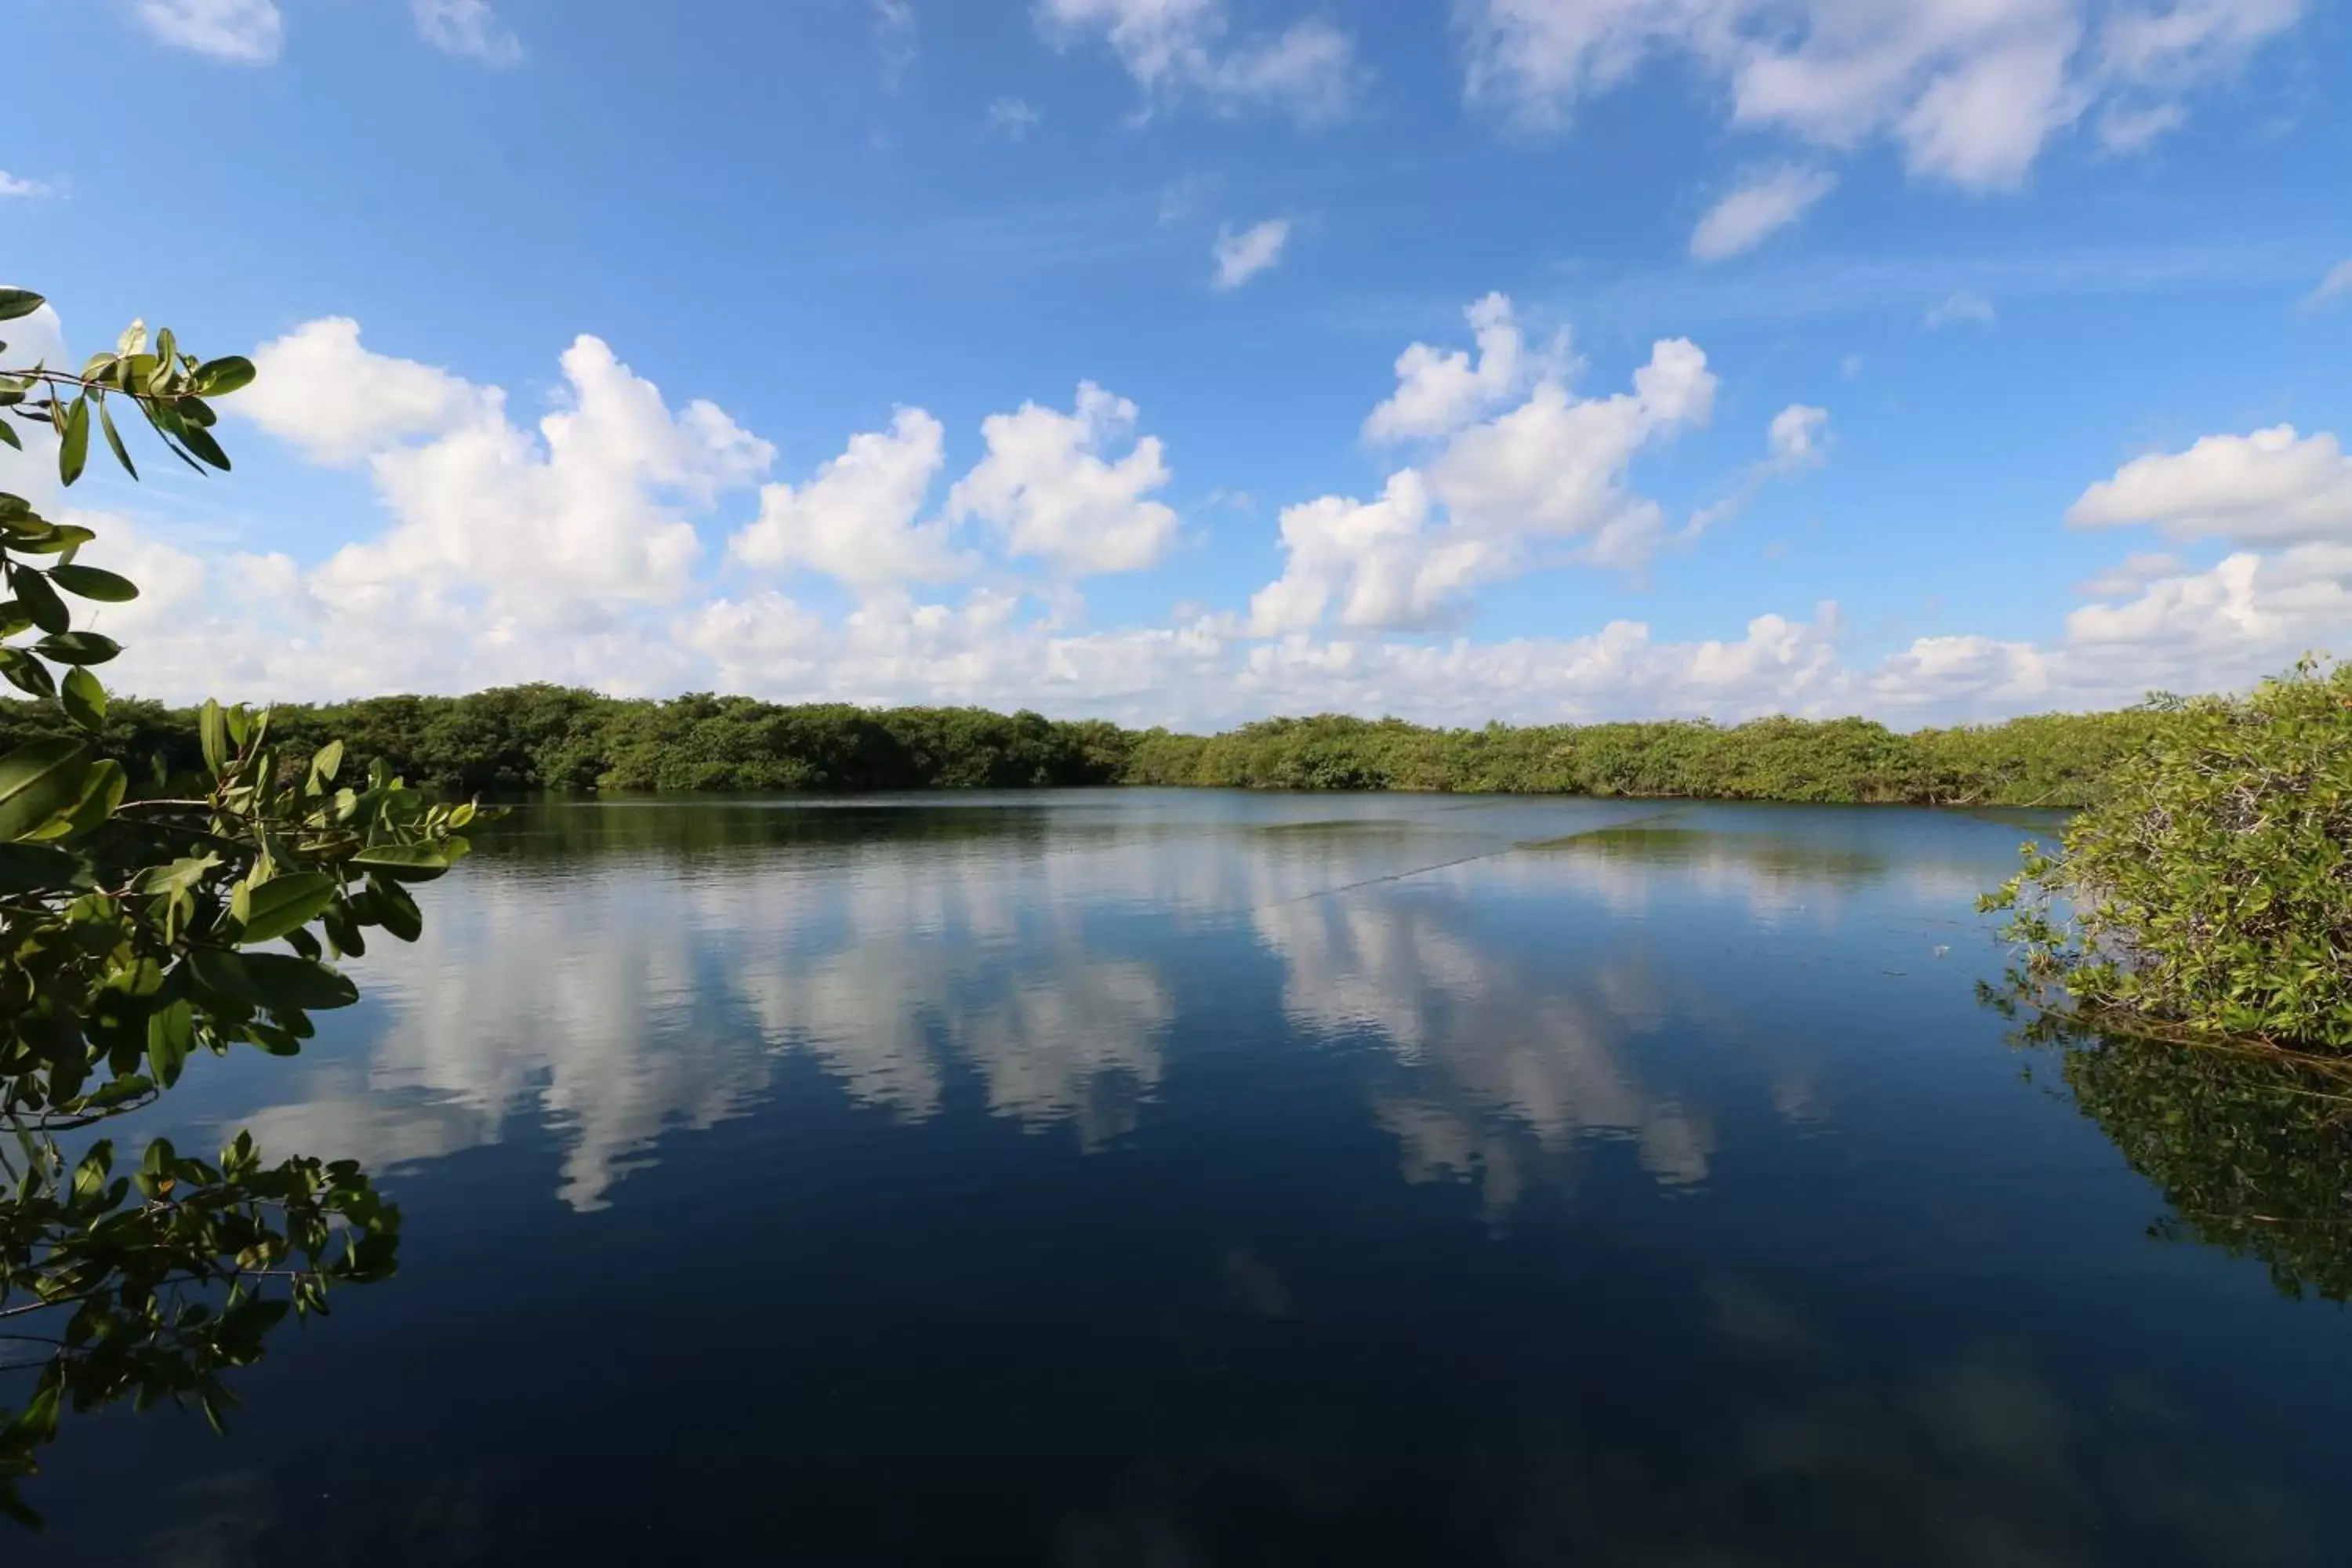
[2,0,2348,730]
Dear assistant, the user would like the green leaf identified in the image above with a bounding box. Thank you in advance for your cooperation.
[236,872,341,946]
[34,630,121,665]
[60,666,107,731]
[0,419,19,450]
[13,565,69,633]
[0,739,91,841]
[0,839,88,895]
[365,878,425,942]
[96,398,137,480]
[46,563,139,602]
[6,524,96,556]
[192,949,361,1012]
[311,738,345,784]
[190,357,256,397]
[0,645,56,699]
[0,288,43,322]
[176,417,231,472]
[200,698,228,776]
[58,394,89,486]
[349,841,460,881]
[62,757,125,838]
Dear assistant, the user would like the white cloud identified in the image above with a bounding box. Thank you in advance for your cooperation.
[1247,471,1475,633]
[1767,404,1831,468]
[92,321,776,705]
[1238,604,1846,725]
[1211,218,1291,289]
[2067,425,2352,546]
[1690,166,1837,261]
[135,0,283,64]
[52,296,2342,736]
[987,96,1042,138]
[238,318,500,465]
[1428,336,1714,562]
[2306,260,2352,310]
[2096,100,2187,152]
[412,0,522,64]
[730,408,963,590]
[1363,292,1540,442]
[1685,402,1830,539]
[2074,550,2183,597]
[1036,0,1363,122]
[947,382,1179,575]
[1457,0,2304,189]
[1874,543,2350,717]
[1925,290,1998,328]
[1256,303,1716,632]
[317,331,771,625]
[0,172,54,200]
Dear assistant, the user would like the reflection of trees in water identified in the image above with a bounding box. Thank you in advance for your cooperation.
[1988,983,2352,1303]
[1529,819,1997,927]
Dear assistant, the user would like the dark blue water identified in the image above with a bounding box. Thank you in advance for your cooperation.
[16,793,2351,1564]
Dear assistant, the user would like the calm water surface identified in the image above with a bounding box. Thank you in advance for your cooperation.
[20,792,2352,1564]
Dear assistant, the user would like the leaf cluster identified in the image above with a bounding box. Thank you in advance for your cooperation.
[1983,657,2352,1051]
[0,1130,397,1527]
[0,289,481,1527]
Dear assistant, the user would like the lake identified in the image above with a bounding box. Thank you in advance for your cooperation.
[16,792,2352,1564]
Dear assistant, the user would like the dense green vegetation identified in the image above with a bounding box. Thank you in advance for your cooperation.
[1985,659,2352,1054]
[3,690,2173,808]
[2,289,471,1526]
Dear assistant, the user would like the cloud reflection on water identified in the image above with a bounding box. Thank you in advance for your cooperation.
[220,798,1997,1212]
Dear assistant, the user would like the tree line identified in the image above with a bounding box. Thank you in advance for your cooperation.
[2,685,2173,808]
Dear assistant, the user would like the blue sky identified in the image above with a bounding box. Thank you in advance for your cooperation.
[3,0,2348,727]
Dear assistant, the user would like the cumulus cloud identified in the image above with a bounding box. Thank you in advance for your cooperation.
[730,408,963,590]
[51,296,2343,736]
[1036,0,1363,122]
[1247,472,1465,634]
[89,321,777,705]
[1690,166,1837,261]
[135,0,283,64]
[1428,336,1714,558]
[411,0,522,64]
[0,172,55,200]
[1925,291,1998,328]
[2067,426,2352,546]
[1211,218,1291,289]
[1766,404,1831,468]
[1457,0,2303,188]
[1254,300,1716,632]
[947,383,1179,575]
[1363,292,1541,442]
[238,318,500,464]
[2074,550,2184,597]
[1874,541,2350,717]
[314,332,772,624]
